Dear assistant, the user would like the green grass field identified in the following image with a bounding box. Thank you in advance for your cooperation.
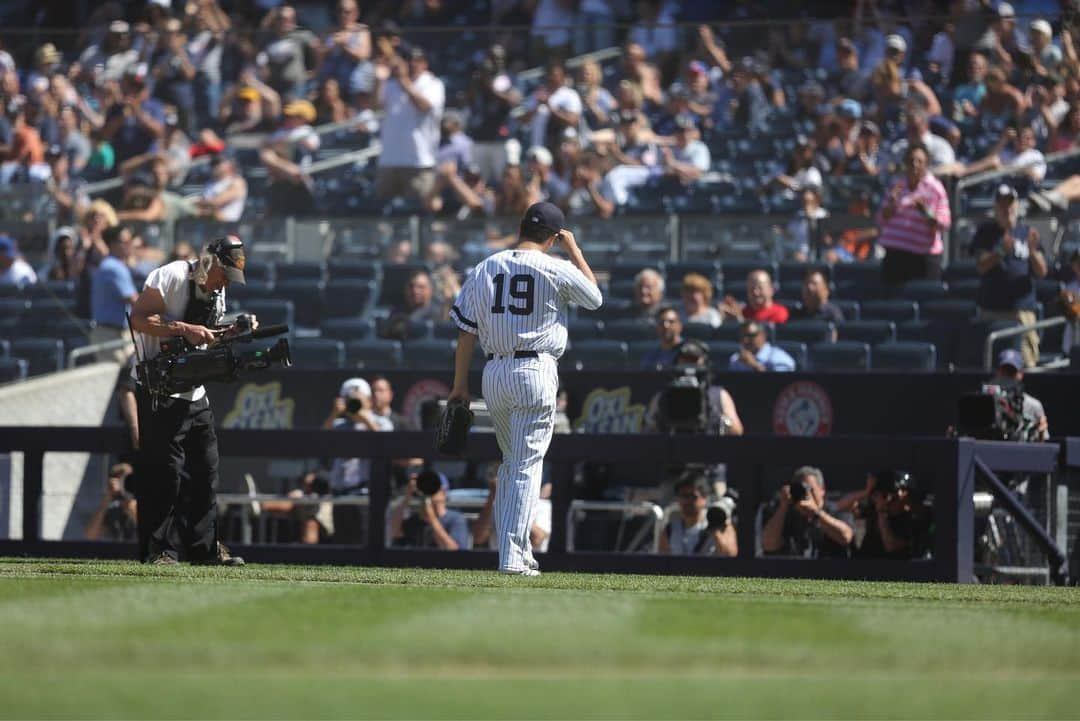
[0,559,1078,720]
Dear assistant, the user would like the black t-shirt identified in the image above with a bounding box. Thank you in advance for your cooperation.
[857,501,933,560]
[791,301,845,324]
[765,499,853,558]
[970,220,1038,311]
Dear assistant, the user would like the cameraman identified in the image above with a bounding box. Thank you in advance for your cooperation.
[657,474,738,557]
[128,236,251,566]
[389,468,470,550]
[838,471,933,560]
[989,349,1049,440]
[761,467,854,558]
[643,340,744,436]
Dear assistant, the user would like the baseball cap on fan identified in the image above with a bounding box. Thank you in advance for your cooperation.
[339,377,372,398]
[523,201,565,236]
[998,349,1024,370]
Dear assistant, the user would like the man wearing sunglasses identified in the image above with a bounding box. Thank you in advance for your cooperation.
[728,320,795,372]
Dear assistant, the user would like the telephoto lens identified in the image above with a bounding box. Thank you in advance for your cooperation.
[788,480,809,503]
[415,469,444,496]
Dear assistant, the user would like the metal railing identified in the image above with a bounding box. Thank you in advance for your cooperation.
[66,339,128,368]
[566,500,665,553]
[983,317,1069,371]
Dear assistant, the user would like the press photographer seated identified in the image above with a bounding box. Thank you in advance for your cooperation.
[837,470,933,560]
[760,467,854,558]
[389,467,471,550]
[644,340,743,436]
[657,473,738,557]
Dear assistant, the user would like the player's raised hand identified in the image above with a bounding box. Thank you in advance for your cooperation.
[556,229,577,248]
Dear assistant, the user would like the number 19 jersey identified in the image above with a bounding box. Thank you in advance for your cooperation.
[451,248,603,358]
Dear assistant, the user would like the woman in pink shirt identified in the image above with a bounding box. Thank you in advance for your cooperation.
[877,144,951,288]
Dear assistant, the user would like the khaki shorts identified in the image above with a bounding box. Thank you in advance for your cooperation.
[89,326,134,365]
[980,308,1039,368]
[375,166,436,204]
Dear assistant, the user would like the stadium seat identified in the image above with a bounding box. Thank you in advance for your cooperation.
[1071,344,1080,369]
[432,321,461,339]
[861,299,919,323]
[11,338,64,376]
[608,279,637,300]
[943,260,979,284]
[955,319,1022,369]
[377,263,428,308]
[561,340,629,371]
[627,339,660,367]
[837,320,896,345]
[274,280,326,328]
[776,341,808,370]
[721,259,777,285]
[832,261,882,297]
[323,280,376,318]
[898,280,948,301]
[707,341,741,367]
[320,317,374,342]
[682,322,716,341]
[402,338,455,370]
[25,280,75,301]
[775,320,834,344]
[832,299,860,321]
[0,357,28,384]
[377,318,432,340]
[603,318,657,341]
[345,339,403,369]
[873,342,937,371]
[237,299,295,330]
[779,262,831,285]
[569,319,604,341]
[579,296,632,320]
[0,284,21,298]
[289,338,345,369]
[810,340,871,371]
[1035,278,1061,305]
[0,298,28,331]
[920,299,978,324]
[18,301,76,331]
[242,259,275,284]
[947,278,981,301]
[0,339,8,356]
[227,280,276,307]
[609,262,663,285]
[275,261,325,282]
[327,258,381,281]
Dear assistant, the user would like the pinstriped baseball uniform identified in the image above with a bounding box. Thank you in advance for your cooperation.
[452,248,602,573]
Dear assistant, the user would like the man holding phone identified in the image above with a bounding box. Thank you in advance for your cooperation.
[448,202,602,576]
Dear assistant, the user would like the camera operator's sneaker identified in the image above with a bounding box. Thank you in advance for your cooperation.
[191,542,245,567]
[150,552,179,566]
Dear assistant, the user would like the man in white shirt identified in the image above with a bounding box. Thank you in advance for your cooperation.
[889,106,955,171]
[375,46,445,204]
[0,234,37,289]
[521,60,582,153]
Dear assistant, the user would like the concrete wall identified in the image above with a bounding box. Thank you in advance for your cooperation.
[0,363,120,539]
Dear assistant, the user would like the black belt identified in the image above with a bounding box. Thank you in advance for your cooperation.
[487,351,539,360]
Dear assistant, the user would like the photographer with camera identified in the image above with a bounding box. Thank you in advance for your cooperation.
[128,236,253,565]
[644,339,743,436]
[657,473,738,557]
[838,470,933,560]
[761,467,854,558]
[389,466,470,550]
[85,463,138,542]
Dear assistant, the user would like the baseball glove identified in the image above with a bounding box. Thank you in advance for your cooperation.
[434,400,474,457]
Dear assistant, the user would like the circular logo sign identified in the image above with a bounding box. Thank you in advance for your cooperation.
[402,378,451,429]
[772,381,834,437]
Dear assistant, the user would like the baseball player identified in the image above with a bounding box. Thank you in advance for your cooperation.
[448,202,602,576]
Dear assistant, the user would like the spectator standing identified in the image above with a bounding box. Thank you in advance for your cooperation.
[523,59,582,154]
[971,184,1048,368]
[184,0,230,131]
[38,227,80,282]
[525,145,569,204]
[257,5,319,101]
[77,20,139,88]
[761,467,855,558]
[530,0,576,61]
[44,144,89,226]
[56,105,92,177]
[764,136,824,196]
[466,45,520,184]
[221,74,281,135]
[435,110,473,170]
[792,269,845,325]
[101,64,166,166]
[314,77,349,124]
[261,99,320,215]
[316,0,371,99]
[729,320,795,373]
[150,18,198,138]
[1,99,47,183]
[0,235,37,289]
[889,106,955,171]
[577,59,616,130]
[782,186,829,261]
[375,46,445,205]
[90,225,138,363]
[877,144,951,288]
[1029,19,1063,76]
[640,305,684,370]
[196,154,247,223]
[952,51,988,122]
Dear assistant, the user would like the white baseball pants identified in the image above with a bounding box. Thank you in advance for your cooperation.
[482,354,558,572]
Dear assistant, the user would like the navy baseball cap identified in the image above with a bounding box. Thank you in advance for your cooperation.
[524,201,565,236]
[998,349,1024,370]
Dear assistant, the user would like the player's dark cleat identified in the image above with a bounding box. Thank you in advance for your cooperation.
[149,552,179,566]
[191,542,245,567]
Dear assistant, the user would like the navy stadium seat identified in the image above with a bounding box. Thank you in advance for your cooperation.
[610,262,663,284]
[920,299,978,324]
[947,278,981,301]
[320,317,374,342]
[779,262,831,285]
[327,258,381,281]
[832,299,860,321]
[943,260,979,283]
[837,320,896,345]
[861,299,919,323]
[810,340,871,371]
[579,296,632,320]
[274,280,326,328]
[569,319,604,341]
[682,322,716,341]
[377,263,428,308]
[0,298,28,331]
[25,280,75,301]
[775,320,834,344]
[721,259,777,285]
[242,259,275,284]
[898,280,948,301]
[776,341,808,370]
[561,340,629,371]
[378,318,432,340]
[323,279,376,318]
[11,338,64,376]
[402,338,455,370]
[227,280,276,308]
[873,341,937,371]
[290,338,345,369]
[0,339,8,357]
[433,321,461,339]
[708,341,741,367]
[345,339,403,369]
[0,357,28,383]
[627,339,660,367]
[237,299,295,330]
[603,318,657,341]
[275,261,325,282]
[832,261,882,295]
